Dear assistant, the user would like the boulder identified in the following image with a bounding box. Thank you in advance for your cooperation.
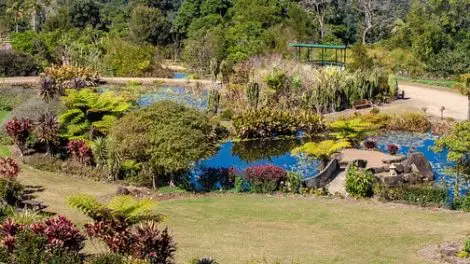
[402,152,434,182]
[116,187,131,195]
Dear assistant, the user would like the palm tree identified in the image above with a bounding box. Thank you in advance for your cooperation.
[292,140,351,168]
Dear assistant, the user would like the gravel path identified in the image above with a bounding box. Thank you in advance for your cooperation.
[400,83,468,120]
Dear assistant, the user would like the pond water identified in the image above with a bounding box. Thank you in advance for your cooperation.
[173,72,188,79]
[137,86,208,110]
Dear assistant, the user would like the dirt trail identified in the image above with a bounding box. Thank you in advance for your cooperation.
[400,83,467,120]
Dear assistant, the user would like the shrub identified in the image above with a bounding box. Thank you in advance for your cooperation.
[0,87,35,111]
[131,221,176,264]
[10,97,65,122]
[345,166,375,198]
[329,118,376,143]
[0,50,39,77]
[233,109,324,139]
[0,179,23,206]
[453,195,470,212]
[190,257,219,264]
[67,140,93,164]
[374,184,448,206]
[89,253,126,264]
[42,65,99,90]
[463,239,470,254]
[108,101,220,188]
[387,113,431,133]
[387,144,399,155]
[281,172,302,194]
[245,165,287,193]
[234,175,250,193]
[220,109,233,121]
[30,215,85,252]
[4,118,33,154]
[0,158,20,181]
[363,139,377,150]
[198,167,235,192]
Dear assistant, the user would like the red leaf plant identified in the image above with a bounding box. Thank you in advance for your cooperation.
[245,165,287,182]
[0,157,21,181]
[5,118,33,154]
[67,140,93,164]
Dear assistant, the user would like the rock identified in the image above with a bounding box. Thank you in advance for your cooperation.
[375,173,403,187]
[382,155,406,164]
[116,187,131,195]
[402,152,434,182]
[441,244,459,258]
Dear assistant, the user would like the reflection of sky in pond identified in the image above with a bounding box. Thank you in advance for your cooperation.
[173,72,188,79]
[138,86,208,110]
[195,141,320,178]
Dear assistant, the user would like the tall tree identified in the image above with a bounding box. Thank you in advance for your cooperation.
[353,0,391,44]
[300,0,332,41]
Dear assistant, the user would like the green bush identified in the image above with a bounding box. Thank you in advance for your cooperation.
[109,100,220,188]
[220,109,233,121]
[374,184,448,206]
[88,253,126,264]
[0,179,24,206]
[102,37,158,77]
[453,195,470,211]
[345,166,375,198]
[234,175,250,193]
[0,87,35,111]
[281,172,302,194]
[233,109,324,139]
[464,239,470,254]
[0,50,39,77]
[387,113,431,133]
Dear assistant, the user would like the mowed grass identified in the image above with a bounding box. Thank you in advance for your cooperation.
[18,165,470,264]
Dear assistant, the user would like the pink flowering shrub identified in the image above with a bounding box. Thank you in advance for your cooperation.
[245,165,287,193]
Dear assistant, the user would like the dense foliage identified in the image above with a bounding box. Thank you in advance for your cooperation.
[345,165,375,198]
[108,100,220,188]
[0,0,465,77]
[244,165,287,193]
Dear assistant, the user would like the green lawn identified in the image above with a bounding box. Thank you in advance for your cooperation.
[17,165,470,264]
[0,110,11,157]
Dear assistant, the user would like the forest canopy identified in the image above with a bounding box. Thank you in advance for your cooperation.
[0,0,468,77]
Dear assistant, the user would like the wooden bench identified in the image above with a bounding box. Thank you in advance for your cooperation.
[22,200,47,212]
[353,99,372,109]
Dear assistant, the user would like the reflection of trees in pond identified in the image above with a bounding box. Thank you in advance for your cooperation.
[232,139,303,163]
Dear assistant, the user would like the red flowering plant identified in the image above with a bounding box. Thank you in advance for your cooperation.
[67,140,93,164]
[245,165,287,193]
[387,144,400,155]
[5,118,33,154]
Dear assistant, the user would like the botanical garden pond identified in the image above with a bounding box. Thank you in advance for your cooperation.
[107,84,456,193]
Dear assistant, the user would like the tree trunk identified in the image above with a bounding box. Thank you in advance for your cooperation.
[362,26,371,44]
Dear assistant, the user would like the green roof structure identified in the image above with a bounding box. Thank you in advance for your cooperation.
[289,43,348,67]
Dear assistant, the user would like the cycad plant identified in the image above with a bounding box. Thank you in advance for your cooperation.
[59,88,132,140]
[292,140,351,167]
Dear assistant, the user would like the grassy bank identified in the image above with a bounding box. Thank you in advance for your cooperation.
[399,76,458,89]
[17,165,470,264]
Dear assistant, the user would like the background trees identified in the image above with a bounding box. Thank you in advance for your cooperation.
[0,0,467,77]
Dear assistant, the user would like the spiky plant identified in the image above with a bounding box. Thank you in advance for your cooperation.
[38,75,60,102]
[59,88,132,140]
[34,112,59,155]
[246,82,260,109]
[92,137,108,168]
[292,140,351,167]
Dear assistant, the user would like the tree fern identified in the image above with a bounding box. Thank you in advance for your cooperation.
[59,88,132,140]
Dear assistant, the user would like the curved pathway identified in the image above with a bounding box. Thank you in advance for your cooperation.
[400,83,468,120]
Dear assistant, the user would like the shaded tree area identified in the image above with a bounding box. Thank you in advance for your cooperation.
[0,0,468,77]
